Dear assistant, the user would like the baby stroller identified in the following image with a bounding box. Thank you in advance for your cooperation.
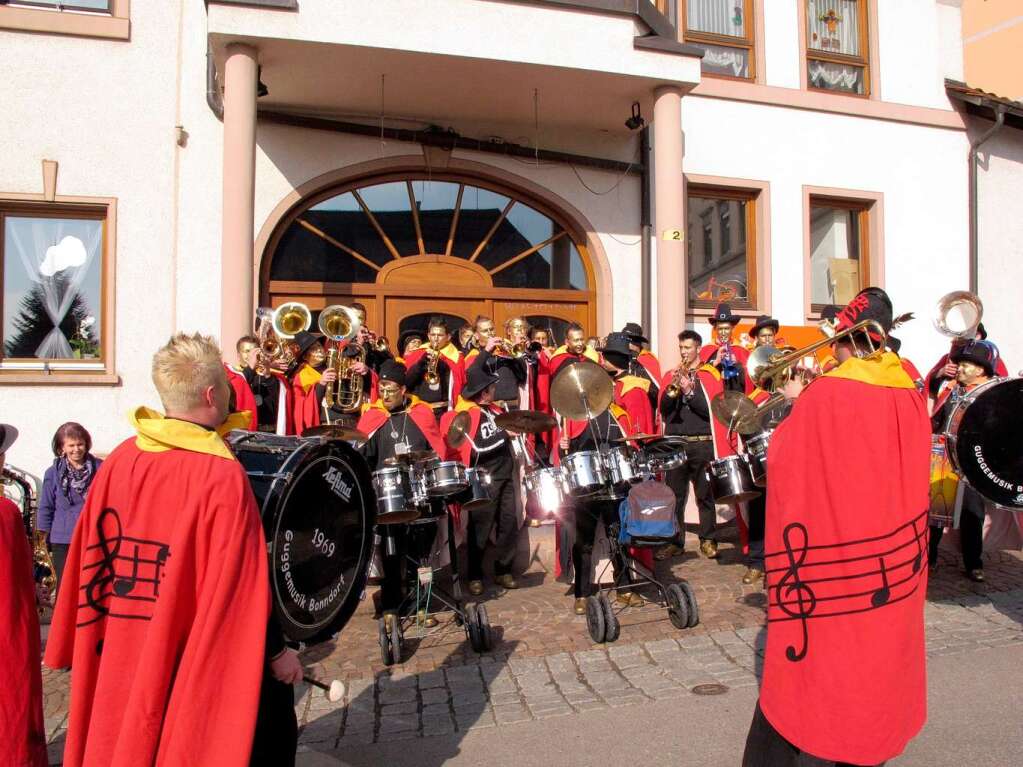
[585,479,699,644]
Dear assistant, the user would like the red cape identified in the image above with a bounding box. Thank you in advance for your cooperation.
[635,351,662,386]
[289,363,322,435]
[759,355,930,764]
[225,364,257,431]
[1,498,47,767]
[44,440,270,767]
[356,397,448,458]
[614,376,654,436]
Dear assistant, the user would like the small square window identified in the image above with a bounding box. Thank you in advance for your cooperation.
[682,0,756,81]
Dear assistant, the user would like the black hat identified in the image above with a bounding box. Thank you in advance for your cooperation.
[711,303,739,326]
[620,322,648,345]
[598,332,634,372]
[749,315,779,337]
[398,329,424,354]
[0,423,18,454]
[835,287,893,342]
[461,363,500,400]
[292,330,324,360]
[951,339,997,376]
[820,305,841,322]
[378,360,408,385]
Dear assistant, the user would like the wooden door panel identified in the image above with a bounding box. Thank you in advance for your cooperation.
[492,300,591,336]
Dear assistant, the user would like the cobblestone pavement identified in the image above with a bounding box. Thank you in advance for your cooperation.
[40,538,1023,763]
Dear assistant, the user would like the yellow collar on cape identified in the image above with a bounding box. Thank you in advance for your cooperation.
[296,363,322,391]
[454,395,476,413]
[823,351,916,389]
[617,374,650,396]
[438,342,461,364]
[130,406,249,461]
[367,394,428,416]
[553,345,600,363]
[699,363,722,380]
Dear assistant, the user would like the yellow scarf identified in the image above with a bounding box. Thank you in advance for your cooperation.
[130,406,251,461]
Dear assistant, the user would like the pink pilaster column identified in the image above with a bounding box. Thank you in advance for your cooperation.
[653,85,685,370]
[220,43,258,352]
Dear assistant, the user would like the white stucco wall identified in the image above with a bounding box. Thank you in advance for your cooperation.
[975,119,1023,372]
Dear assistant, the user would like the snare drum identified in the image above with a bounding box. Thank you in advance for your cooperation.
[644,449,686,474]
[422,460,469,498]
[524,467,570,515]
[707,455,761,504]
[372,467,422,525]
[744,431,772,487]
[563,450,608,496]
[604,446,642,488]
[460,467,493,512]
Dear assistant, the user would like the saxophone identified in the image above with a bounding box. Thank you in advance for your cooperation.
[1,465,55,612]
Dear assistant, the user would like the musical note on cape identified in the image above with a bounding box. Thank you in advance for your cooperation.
[78,507,172,628]
[871,557,891,608]
[775,523,816,662]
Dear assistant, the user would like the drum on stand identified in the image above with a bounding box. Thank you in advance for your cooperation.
[563,450,608,496]
[524,467,570,516]
[603,446,642,489]
[458,467,493,512]
[944,377,1023,509]
[372,467,422,525]
[744,431,772,487]
[706,455,761,504]
[228,431,375,644]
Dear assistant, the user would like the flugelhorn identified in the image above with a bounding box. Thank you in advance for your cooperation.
[319,305,364,412]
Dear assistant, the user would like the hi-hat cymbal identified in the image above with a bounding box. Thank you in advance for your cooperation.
[302,424,368,442]
[550,360,613,421]
[494,410,557,434]
[610,432,662,443]
[710,391,758,435]
[447,411,471,449]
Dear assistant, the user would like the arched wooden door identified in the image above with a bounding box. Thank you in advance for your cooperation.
[261,174,595,342]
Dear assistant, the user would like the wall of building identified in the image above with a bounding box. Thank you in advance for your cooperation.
[974,118,1023,371]
[961,0,1023,100]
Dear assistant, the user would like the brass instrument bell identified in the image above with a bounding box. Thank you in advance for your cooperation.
[933,290,983,340]
[272,302,312,339]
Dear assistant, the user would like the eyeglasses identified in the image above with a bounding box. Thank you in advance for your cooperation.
[378,385,402,396]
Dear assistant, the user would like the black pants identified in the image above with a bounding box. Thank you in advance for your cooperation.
[743,703,886,767]
[664,440,716,543]
[929,485,985,571]
[50,542,70,585]
[571,498,625,598]
[249,669,297,767]
[466,475,518,580]
[746,491,766,569]
[379,517,440,612]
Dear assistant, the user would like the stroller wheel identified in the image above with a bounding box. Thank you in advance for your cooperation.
[379,615,395,666]
[598,593,620,643]
[464,603,483,652]
[585,595,607,643]
[680,581,699,628]
[476,603,493,652]
[665,584,690,630]
[390,612,404,664]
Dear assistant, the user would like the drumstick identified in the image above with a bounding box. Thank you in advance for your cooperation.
[304,676,346,703]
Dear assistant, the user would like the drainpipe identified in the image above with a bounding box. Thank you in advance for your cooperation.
[968,106,1005,293]
[640,126,652,336]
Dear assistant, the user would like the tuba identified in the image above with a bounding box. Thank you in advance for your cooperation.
[319,305,364,412]
[255,302,311,371]
[2,465,54,614]
[933,290,983,341]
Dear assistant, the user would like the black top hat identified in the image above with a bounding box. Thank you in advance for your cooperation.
[379,360,408,385]
[292,330,325,361]
[711,303,739,325]
[749,315,779,337]
[951,339,997,377]
[620,322,648,345]
[461,363,500,400]
[0,423,18,454]
[398,329,425,354]
[835,287,893,341]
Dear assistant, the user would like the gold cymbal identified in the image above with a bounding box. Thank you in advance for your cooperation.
[383,449,438,466]
[494,409,557,434]
[301,424,368,442]
[710,391,758,435]
[447,411,472,448]
[549,360,613,421]
[610,432,662,443]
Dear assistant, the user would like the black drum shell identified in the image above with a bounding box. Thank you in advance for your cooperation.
[945,377,1023,509]
[230,432,376,644]
[707,455,761,504]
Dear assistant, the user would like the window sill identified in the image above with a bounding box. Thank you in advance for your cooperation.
[0,370,121,385]
[0,6,130,40]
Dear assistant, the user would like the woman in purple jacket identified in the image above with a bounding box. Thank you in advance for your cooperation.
[37,422,101,583]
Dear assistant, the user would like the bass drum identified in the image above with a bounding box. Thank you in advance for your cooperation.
[944,377,1023,509]
[228,431,376,644]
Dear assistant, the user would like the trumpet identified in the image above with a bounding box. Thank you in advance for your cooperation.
[498,338,528,357]
[319,305,365,412]
[364,330,390,353]
[424,344,441,386]
[664,365,695,399]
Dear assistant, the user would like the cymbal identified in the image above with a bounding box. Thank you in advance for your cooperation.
[755,395,793,432]
[610,432,662,443]
[710,391,758,435]
[383,449,437,466]
[549,360,613,421]
[494,409,557,434]
[447,411,471,449]
[302,424,368,442]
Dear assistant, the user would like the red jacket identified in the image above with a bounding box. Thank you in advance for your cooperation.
[224,364,257,431]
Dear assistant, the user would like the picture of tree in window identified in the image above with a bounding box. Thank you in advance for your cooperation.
[2,217,103,360]
[686,191,755,308]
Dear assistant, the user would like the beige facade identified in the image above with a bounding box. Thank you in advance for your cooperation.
[962,0,1023,100]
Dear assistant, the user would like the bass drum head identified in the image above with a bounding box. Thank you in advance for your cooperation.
[266,440,376,643]
[947,377,1023,508]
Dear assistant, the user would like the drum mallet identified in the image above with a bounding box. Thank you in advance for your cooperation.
[304,676,346,703]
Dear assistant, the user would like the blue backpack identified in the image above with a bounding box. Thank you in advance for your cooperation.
[618,480,678,545]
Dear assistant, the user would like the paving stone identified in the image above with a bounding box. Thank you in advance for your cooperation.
[515,671,553,688]
[381,701,418,715]
[545,653,576,673]
[646,686,690,700]
[571,699,610,712]
[343,711,375,728]
[530,705,573,719]
[379,673,418,689]
[378,715,419,733]
[678,635,716,649]
[455,711,495,730]
[644,638,681,655]
[583,671,630,690]
[386,729,422,741]
[486,678,518,693]
[603,692,648,708]
[420,687,449,705]
[452,693,489,710]
[379,686,418,704]
[489,691,523,705]
[493,703,532,724]
[416,670,447,689]
[338,730,376,745]
[445,666,482,683]
[574,649,609,664]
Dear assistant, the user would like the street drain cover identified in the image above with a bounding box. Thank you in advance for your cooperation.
[691,683,729,696]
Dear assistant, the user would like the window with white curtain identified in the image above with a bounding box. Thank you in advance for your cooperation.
[805,0,870,95]
[1,209,106,368]
[682,0,755,80]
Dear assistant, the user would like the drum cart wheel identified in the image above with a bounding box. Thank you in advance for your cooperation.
[680,581,699,628]
[665,584,690,630]
[585,595,607,643]
[598,593,620,643]
[379,615,395,666]
[475,603,493,652]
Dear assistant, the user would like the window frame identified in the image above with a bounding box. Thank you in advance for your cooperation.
[0,198,118,384]
[0,0,128,40]
[685,183,759,312]
[802,0,871,97]
[803,187,884,321]
[680,0,757,82]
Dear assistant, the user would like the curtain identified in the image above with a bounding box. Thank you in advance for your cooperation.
[6,218,102,359]
[703,44,749,77]
[808,60,863,91]
[687,0,745,38]
[806,0,860,56]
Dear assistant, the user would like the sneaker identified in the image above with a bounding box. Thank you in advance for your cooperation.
[699,540,719,559]
[741,567,764,585]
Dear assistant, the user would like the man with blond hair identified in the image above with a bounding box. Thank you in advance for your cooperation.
[46,333,296,767]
